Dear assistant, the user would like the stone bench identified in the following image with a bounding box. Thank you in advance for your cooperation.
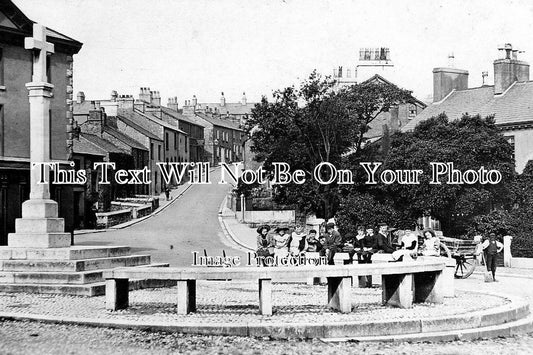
[104,260,446,316]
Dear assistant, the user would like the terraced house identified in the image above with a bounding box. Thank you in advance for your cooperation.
[182,93,250,165]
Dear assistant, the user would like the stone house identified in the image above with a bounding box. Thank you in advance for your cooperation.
[403,44,533,173]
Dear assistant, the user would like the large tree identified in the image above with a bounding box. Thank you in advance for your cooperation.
[244,71,412,219]
[338,113,515,236]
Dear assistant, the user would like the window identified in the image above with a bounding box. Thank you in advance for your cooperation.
[506,136,516,164]
[346,69,351,78]
[185,136,188,153]
[0,48,4,87]
[158,145,161,160]
[150,143,154,160]
[408,104,417,118]
[165,132,169,151]
[174,132,177,149]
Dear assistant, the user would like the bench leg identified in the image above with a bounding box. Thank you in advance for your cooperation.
[177,280,196,314]
[382,274,414,308]
[106,278,129,311]
[259,278,272,316]
[442,266,455,298]
[414,271,444,304]
[327,276,351,313]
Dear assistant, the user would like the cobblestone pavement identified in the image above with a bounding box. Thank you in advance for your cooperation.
[1,319,533,355]
[0,282,506,324]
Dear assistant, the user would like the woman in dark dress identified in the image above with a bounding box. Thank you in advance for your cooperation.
[256,225,273,265]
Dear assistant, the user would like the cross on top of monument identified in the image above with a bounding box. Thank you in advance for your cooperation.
[24,23,55,83]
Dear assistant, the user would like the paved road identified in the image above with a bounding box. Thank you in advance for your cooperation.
[75,168,249,267]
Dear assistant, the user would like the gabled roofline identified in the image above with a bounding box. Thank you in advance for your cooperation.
[0,0,82,54]
[361,74,427,108]
[132,108,188,135]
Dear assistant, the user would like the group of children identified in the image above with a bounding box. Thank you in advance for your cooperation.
[256,222,454,265]
[256,224,320,258]
[255,222,505,282]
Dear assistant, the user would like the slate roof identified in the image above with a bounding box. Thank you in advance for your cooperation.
[403,81,533,131]
[362,74,427,107]
[160,107,209,128]
[104,127,148,151]
[117,113,161,141]
[72,135,107,157]
[133,109,187,134]
[194,112,244,131]
[79,133,127,155]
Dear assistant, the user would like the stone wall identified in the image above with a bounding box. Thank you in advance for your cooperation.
[96,209,132,229]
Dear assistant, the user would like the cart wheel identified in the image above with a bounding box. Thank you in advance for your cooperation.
[454,256,476,279]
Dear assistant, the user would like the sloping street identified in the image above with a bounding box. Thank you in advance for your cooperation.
[75,168,249,267]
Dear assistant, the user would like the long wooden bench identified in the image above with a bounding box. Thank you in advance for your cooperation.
[104,260,445,316]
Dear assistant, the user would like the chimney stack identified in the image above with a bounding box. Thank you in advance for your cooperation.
[85,106,105,135]
[110,90,118,102]
[151,90,161,106]
[241,92,247,105]
[76,91,85,104]
[117,94,134,109]
[192,95,197,106]
[167,96,179,111]
[220,92,226,107]
[432,64,469,102]
[494,43,529,95]
[139,87,152,103]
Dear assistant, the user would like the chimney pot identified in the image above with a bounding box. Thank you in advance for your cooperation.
[76,91,85,104]
[493,43,529,94]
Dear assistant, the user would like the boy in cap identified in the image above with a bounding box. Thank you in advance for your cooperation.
[320,222,342,265]
[482,233,503,282]
[306,229,322,252]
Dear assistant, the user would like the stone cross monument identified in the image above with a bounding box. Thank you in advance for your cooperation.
[7,24,70,248]
[0,24,156,297]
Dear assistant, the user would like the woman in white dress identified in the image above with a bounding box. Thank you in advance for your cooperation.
[420,229,440,256]
[289,224,307,256]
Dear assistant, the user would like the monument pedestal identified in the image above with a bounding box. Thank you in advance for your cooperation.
[8,199,70,248]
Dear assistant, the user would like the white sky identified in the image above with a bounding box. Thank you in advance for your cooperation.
[12,0,533,104]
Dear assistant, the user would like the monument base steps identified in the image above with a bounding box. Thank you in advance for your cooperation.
[0,245,173,296]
